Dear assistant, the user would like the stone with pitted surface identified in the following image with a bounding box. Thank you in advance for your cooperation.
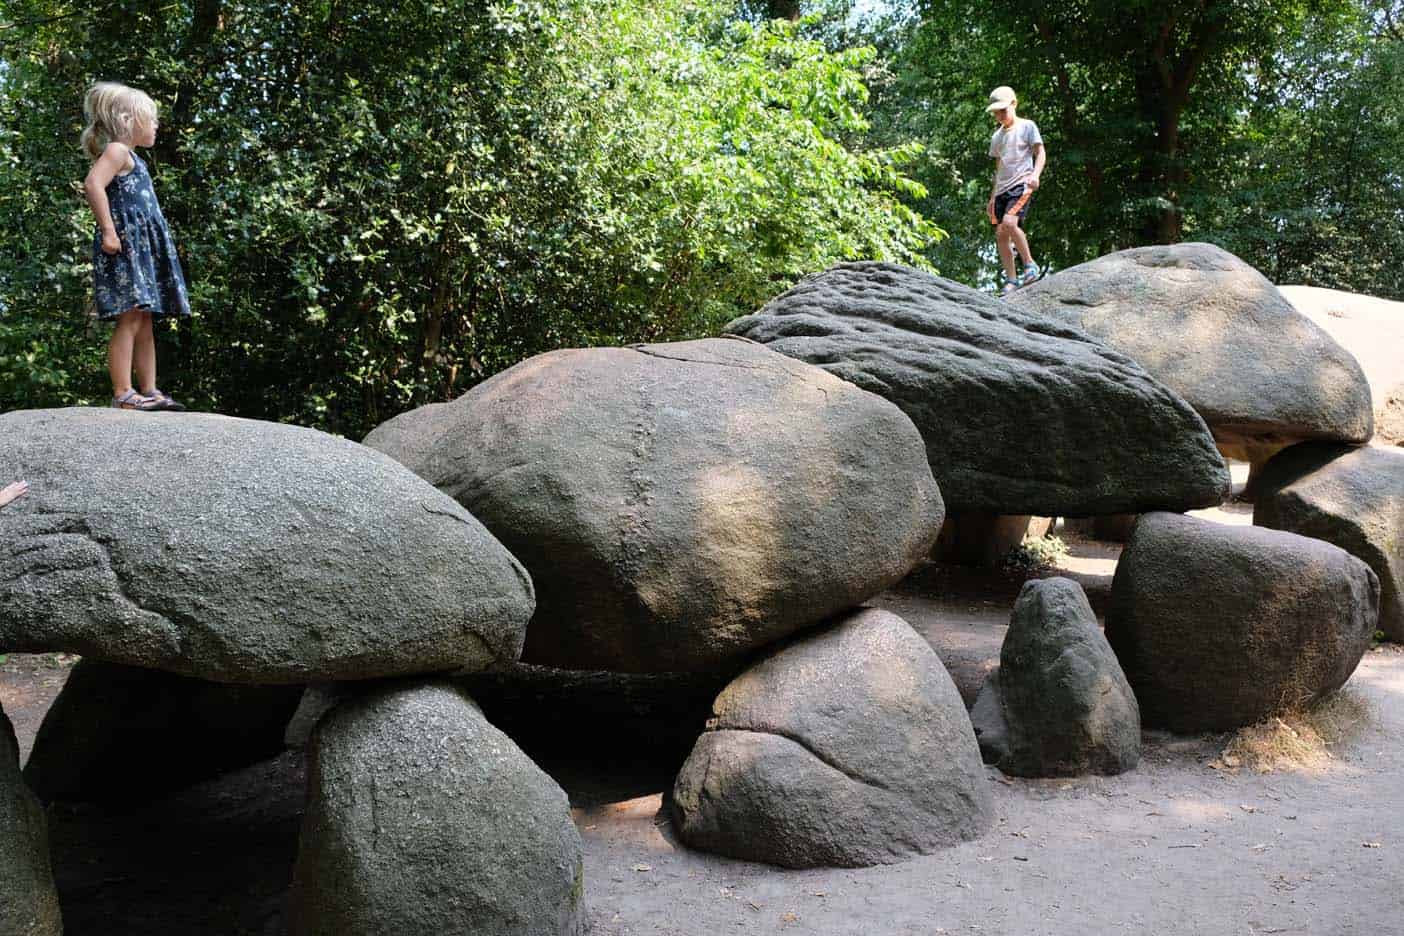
[724,261,1228,517]
[0,408,534,683]
[670,608,991,868]
[1010,244,1374,464]
[366,337,943,673]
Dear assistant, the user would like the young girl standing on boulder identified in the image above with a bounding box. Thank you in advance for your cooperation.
[82,81,190,411]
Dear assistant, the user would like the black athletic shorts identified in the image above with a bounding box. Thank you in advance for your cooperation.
[992,183,1032,227]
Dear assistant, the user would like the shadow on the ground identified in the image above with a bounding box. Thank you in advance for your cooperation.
[45,744,690,936]
[47,753,303,936]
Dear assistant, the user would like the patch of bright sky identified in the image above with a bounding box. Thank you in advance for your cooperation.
[849,0,899,23]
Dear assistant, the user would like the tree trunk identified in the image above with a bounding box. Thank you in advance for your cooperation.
[764,0,801,20]
[1154,104,1184,243]
[158,0,224,170]
[420,251,452,386]
[1033,17,1108,210]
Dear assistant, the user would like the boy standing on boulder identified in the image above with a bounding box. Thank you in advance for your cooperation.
[986,85,1046,295]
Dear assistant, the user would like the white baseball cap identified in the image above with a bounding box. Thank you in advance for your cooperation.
[986,86,1017,112]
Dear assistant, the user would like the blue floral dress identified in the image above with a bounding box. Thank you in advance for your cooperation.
[92,150,191,320]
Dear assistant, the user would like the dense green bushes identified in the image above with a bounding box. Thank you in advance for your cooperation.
[3,0,1398,436]
[862,0,1404,291]
[0,0,940,436]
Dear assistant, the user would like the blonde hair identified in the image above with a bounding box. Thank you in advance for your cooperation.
[80,82,158,160]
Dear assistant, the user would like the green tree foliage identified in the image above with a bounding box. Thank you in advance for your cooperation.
[863,0,1401,291]
[1195,2,1404,297]
[0,0,940,435]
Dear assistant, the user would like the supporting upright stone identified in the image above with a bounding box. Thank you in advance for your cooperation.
[933,513,1043,565]
[1,704,62,936]
[1106,512,1379,732]
[290,681,585,936]
[972,578,1140,777]
[1254,443,1404,642]
[1060,514,1137,543]
[672,609,991,868]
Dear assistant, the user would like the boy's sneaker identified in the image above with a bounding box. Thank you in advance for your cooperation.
[1019,262,1043,287]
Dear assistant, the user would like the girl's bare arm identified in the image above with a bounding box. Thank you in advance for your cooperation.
[0,480,28,510]
[84,142,130,254]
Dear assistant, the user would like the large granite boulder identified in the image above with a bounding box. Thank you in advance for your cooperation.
[23,659,304,803]
[971,578,1140,777]
[1254,443,1404,641]
[1106,512,1379,733]
[1010,244,1374,464]
[365,337,943,673]
[723,262,1228,517]
[289,681,585,936]
[670,608,992,868]
[1279,285,1404,446]
[1,705,62,936]
[0,409,534,683]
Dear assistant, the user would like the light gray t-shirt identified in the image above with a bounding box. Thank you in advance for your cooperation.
[989,118,1043,195]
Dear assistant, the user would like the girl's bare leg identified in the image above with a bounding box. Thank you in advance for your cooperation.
[108,308,145,396]
[134,311,157,394]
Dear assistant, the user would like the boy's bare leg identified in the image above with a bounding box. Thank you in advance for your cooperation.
[996,222,1018,280]
[108,308,144,396]
[1010,224,1034,267]
[134,311,158,394]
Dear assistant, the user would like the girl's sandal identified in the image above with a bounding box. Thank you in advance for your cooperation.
[111,389,161,411]
[145,388,186,412]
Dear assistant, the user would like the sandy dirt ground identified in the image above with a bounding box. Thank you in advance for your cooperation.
[0,651,77,764]
[2,477,1401,936]
[578,648,1403,936]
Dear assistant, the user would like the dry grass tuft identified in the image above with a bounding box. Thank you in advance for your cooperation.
[1218,690,1371,773]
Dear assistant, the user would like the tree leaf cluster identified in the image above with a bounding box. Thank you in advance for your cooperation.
[860,0,1403,294]
[0,0,941,435]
